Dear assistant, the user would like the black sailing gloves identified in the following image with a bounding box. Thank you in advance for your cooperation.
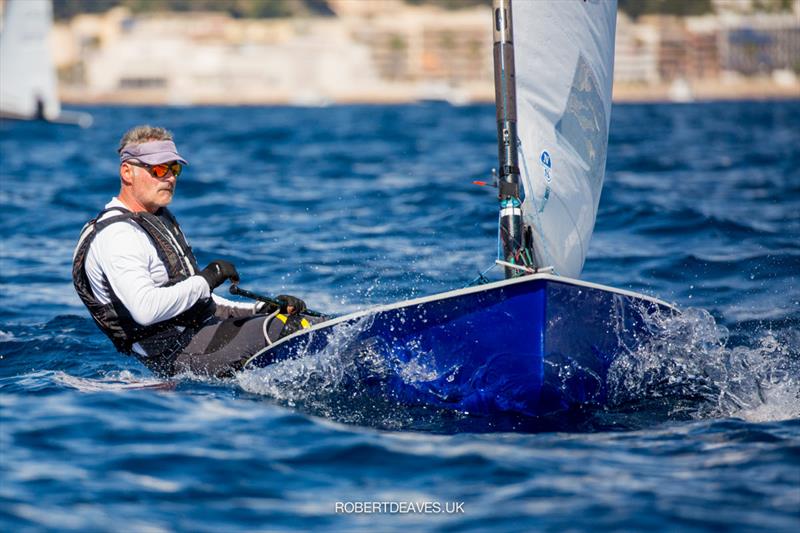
[256,294,307,316]
[277,294,307,315]
[199,260,240,290]
[199,260,307,316]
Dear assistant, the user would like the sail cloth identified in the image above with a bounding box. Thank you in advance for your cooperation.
[0,0,60,120]
[513,0,617,278]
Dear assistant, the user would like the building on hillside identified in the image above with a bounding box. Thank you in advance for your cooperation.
[344,3,492,90]
[55,7,382,104]
[47,0,799,104]
[615,12,660,84]
[719,14,800,75]
[634,15,722,82]
[53,1,493,104]
[685,17,721,80]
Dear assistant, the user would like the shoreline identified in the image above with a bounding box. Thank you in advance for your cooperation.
[60,80,799,106]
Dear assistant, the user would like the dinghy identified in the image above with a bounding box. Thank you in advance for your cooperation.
[0,0,92,127]
[243,0,676,422]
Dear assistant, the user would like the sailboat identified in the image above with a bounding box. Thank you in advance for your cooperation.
[0,0,92,127]
[243,0,675,425]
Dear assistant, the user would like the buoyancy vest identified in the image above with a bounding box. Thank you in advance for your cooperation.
[72,206,216,357]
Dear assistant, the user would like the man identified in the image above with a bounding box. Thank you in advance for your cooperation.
[73,125,307,377]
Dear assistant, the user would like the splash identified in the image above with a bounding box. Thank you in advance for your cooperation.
[607,307,800,423]
[236,312,463,430]
[238,300,798,432]
[236,315,392,422]
[52,370,175,392]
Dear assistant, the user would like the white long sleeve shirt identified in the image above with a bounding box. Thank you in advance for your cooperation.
[84,198,253,327]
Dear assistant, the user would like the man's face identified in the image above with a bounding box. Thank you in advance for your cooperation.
[122,161,177,212]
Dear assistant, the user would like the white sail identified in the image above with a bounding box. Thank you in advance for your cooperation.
[513,0,617,278]
[0,0,61,120]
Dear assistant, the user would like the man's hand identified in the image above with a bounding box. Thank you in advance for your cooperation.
[199,260,240,290]
[277,294,306,315]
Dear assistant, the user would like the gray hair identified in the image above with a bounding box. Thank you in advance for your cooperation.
[117,125,174,153]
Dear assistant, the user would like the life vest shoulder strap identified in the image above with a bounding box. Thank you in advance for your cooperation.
[158,207,201,271]
[134,210,196,280]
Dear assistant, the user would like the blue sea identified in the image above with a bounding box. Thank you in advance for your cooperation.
[1,101,798,532]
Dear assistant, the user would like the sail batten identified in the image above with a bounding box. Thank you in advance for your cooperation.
[514,0,617,278]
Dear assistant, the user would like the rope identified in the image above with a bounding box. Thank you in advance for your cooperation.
[466,262,499,287]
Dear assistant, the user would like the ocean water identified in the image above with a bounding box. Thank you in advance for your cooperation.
[1,101,798,531]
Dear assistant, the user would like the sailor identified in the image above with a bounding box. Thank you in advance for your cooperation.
[73,125,307,377]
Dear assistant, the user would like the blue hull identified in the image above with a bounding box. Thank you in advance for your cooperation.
[244,275,674,426]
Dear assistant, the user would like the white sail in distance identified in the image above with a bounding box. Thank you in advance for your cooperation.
[513,0,617,278]
[0,0,61,120]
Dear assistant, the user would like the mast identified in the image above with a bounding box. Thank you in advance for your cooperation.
[492,0,530,278]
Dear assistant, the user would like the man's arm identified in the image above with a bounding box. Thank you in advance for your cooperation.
[92,223,210,326]
[212,293,261,319]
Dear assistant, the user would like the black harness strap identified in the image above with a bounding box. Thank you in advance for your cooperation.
[157,208,201,271]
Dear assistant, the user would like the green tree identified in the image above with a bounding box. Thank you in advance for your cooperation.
[618,0,713,19]
[405,0,491,9]
[53,0,121,20]
[52,0,334,21]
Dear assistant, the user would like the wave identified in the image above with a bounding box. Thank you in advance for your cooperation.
[52,370,175,392]
[608,308,800,423]
[236,314,477,432]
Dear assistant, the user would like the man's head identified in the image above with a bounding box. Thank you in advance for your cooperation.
[117,125,188,213]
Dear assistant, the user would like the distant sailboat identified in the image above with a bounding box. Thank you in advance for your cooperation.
[0,0,92,127]
[668,78,695,103]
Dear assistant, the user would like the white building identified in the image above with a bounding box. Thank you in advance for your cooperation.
[614,12,661,84]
